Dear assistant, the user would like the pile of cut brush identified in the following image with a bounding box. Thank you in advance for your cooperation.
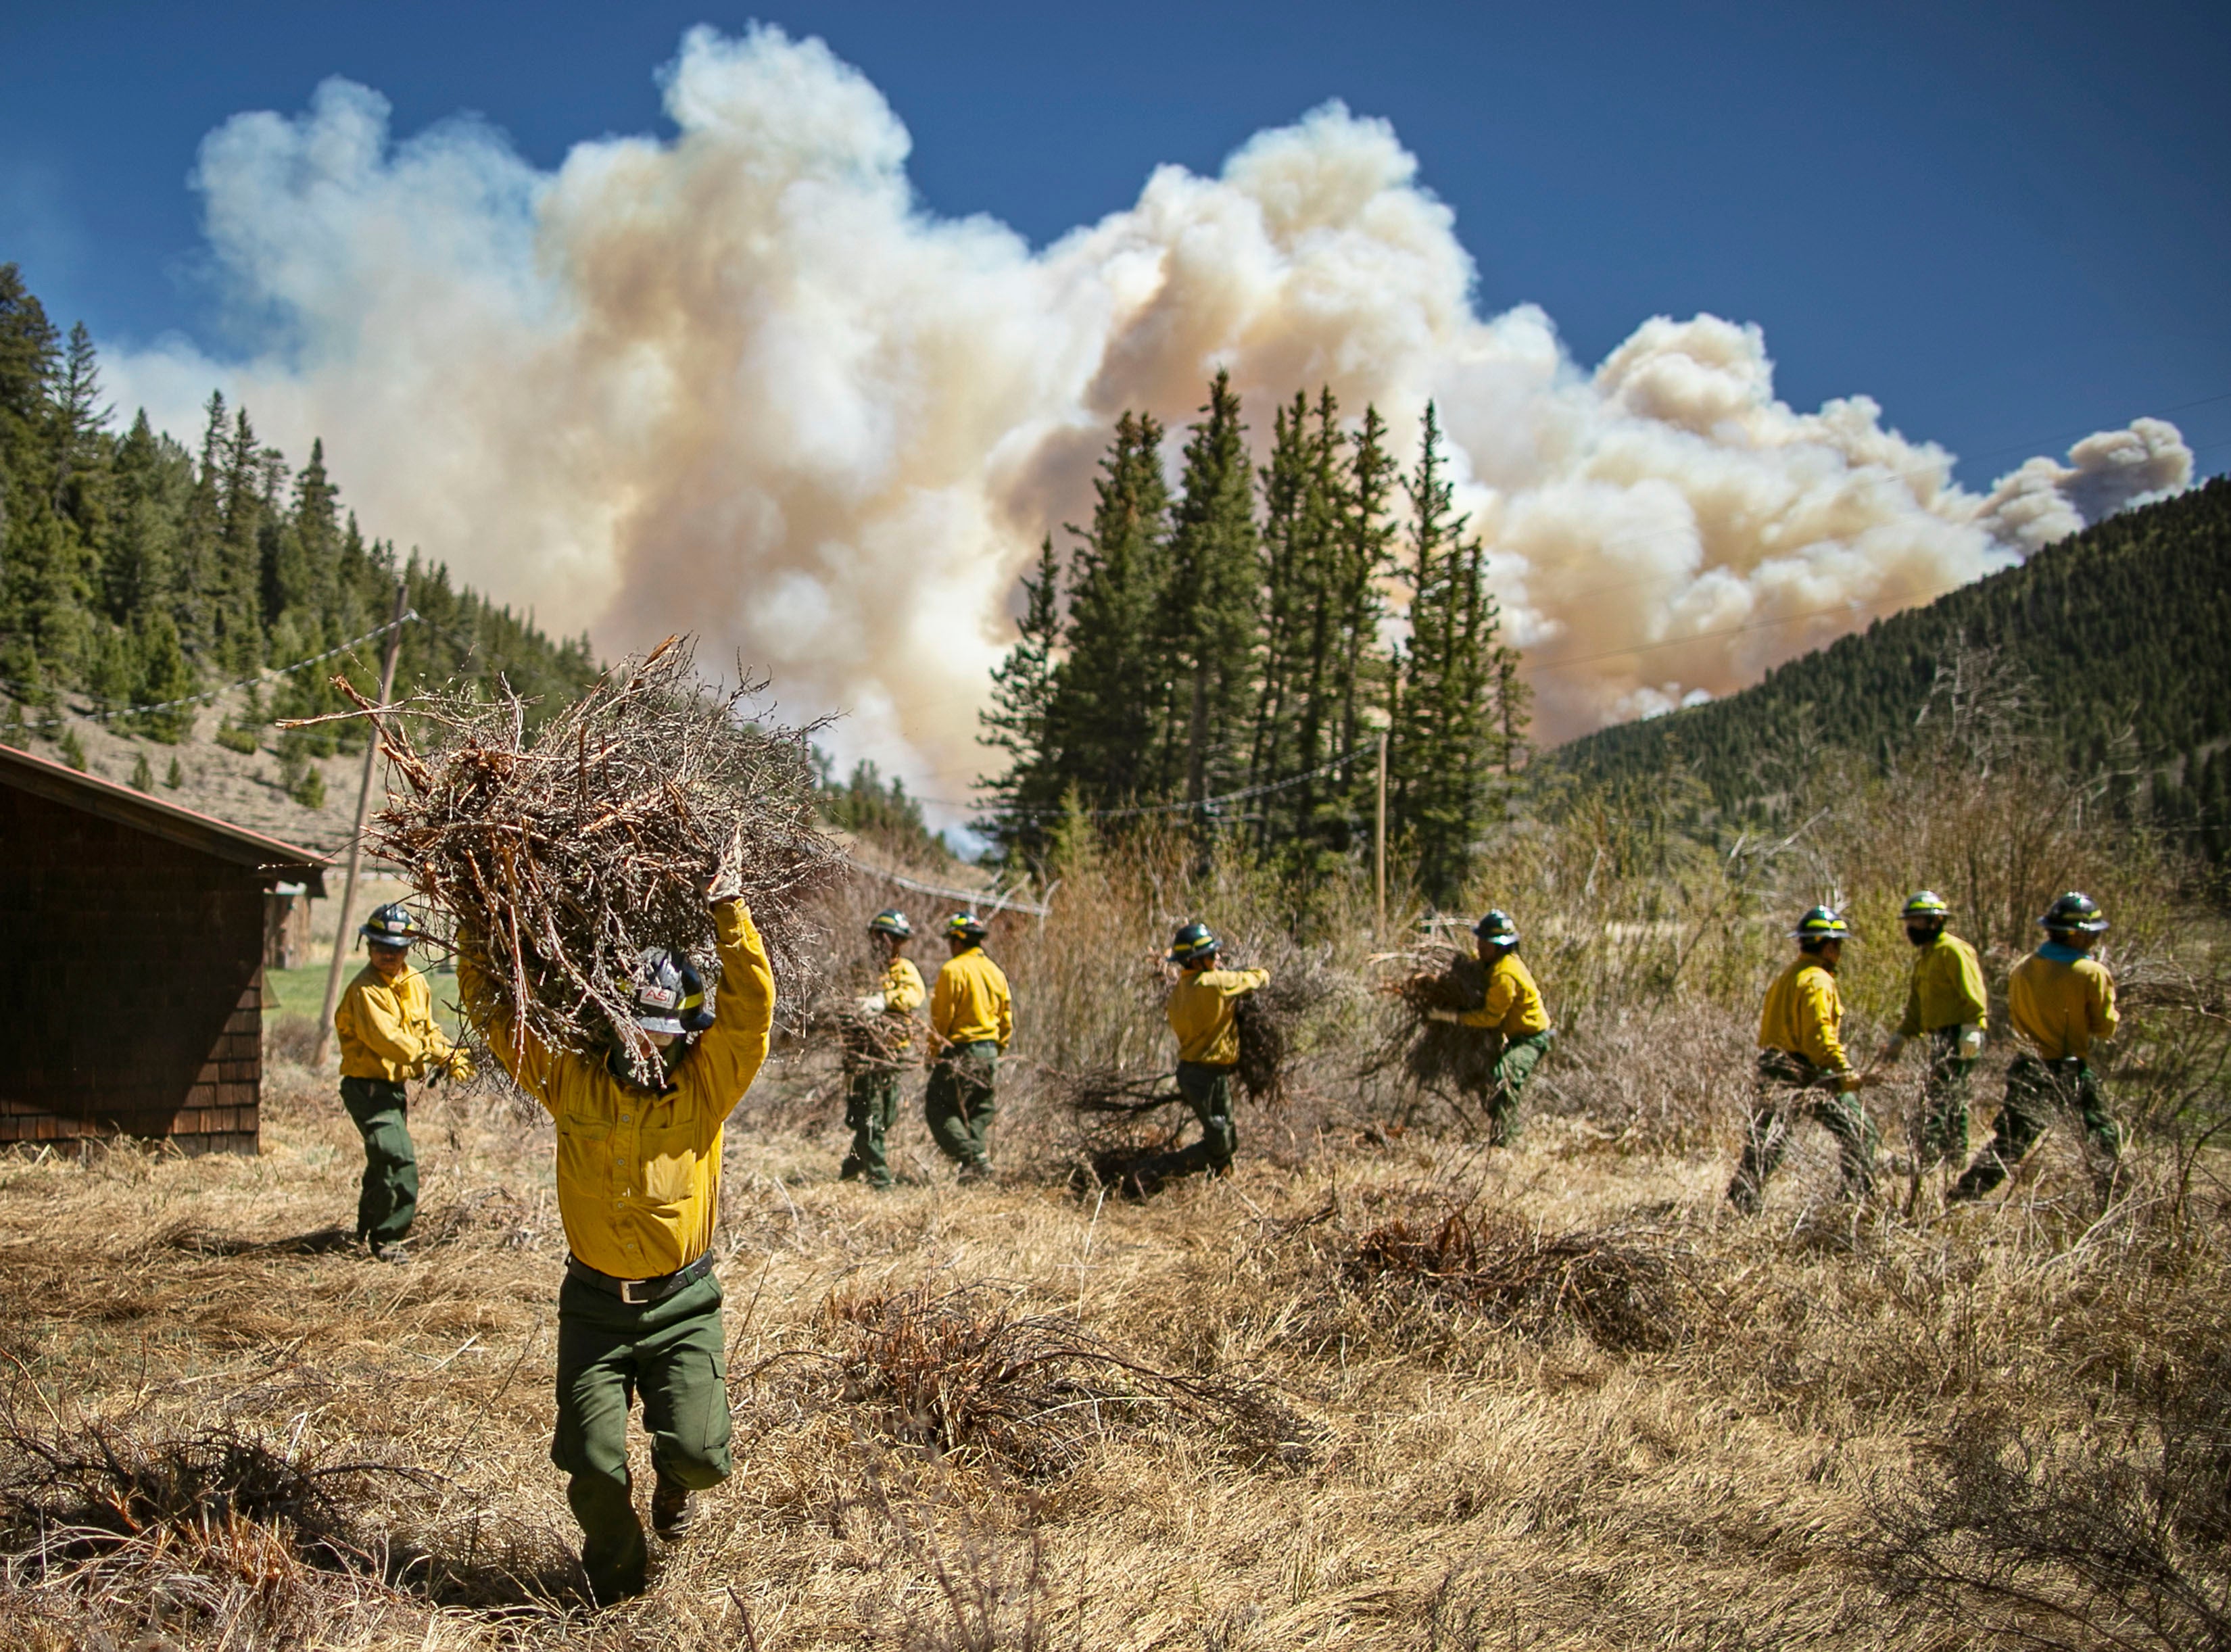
[1348,1208,1696,1353]
[331,636,842,1081]
[769,1283,1313,1476]
[1370,943,1497,1098]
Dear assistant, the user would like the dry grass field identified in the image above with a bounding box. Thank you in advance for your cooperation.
[1,1015,2224,1651]
[8,718,2229,1649]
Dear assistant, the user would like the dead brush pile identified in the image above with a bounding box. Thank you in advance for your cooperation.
[1347,1208,1699,1353]
[343,635,841,1079]
[0,1414,418,1647]
[767,1283,1314,1476]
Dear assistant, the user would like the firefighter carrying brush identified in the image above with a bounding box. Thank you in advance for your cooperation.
[1155,920,1269,1180]
[333,902,472,1263]
[1728,906,1881,1213]
[840,908,924,1189]
[456,850,774,1605]
[1424,908,1554,1146]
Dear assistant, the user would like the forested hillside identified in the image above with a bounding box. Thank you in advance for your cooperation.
[1554,477,2231,856]
[979,379,1528,899]
[0,262,598,792]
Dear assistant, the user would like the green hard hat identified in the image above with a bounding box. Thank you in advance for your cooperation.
[1474,908,1520,946]
[2039,891,2108,933]
[1166,920,1218,965]
[1792,905,1851,942]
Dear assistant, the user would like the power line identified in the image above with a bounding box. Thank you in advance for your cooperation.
[1,612,421,721]
[918,743,1374,821]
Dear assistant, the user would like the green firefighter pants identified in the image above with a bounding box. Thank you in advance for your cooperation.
[1468,1030,1553,1146]
[926,1041,999,1177]
[1168,1061,1239,1176]
[1729,1050,1878,1213]
[841,1068,903,1188]
[1952,1055,2124,1201]
[339,1077,417,1245]
[552,1269,731,1604]
[1915,1027,1975,1169]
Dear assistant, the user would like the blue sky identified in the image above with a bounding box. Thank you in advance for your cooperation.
[5,0,2228,485]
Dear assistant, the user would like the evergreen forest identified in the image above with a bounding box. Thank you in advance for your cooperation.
[0,263,599,783]
[977,375,1529,902]
[1555,477,2231,863]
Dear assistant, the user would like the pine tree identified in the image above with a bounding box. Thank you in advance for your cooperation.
[172,391,227,662]
[1157,370,1260,810]
[1042,411,1170,809]
[212,406,268,672]
[1391,404,1510,904]
[976,535,1065,860]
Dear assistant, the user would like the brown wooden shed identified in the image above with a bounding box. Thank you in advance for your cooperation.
[1,742,330,1155]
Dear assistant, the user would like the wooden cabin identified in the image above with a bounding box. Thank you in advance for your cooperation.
[1,742,330,1155]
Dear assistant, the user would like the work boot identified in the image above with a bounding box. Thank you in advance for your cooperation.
[652,1474,695,1542]
[368,1238,410,1264]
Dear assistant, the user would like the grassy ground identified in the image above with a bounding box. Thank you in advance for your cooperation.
[1,1026,2223,1651]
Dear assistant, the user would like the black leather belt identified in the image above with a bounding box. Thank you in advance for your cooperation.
[565,1250,714,1306]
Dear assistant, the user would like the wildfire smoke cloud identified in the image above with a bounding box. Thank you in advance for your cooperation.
[110,25,2193,809]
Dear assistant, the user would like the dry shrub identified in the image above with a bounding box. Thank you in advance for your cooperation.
[262,1014,322,1070]
[1527,1000,1756,1152]
[1864,1357,2231,1651]
[780,1283,1312,1476]
[1348,1208,1698,1352]
[0,1415,405,1646]
[345,635,840,1079]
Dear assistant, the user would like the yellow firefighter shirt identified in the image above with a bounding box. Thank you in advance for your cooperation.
[2007,951,2119,1062]
[458,898,775,1279]
[931,946,1013,1048]
[335,963,460,1082]
[878,956,926,1051]
[1168,967,1270,1066]
[1758,956,1856,1086]
[1456,952,1551,1038]
[1896,931,1989,1038]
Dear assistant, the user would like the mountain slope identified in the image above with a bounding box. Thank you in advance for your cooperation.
[1552,477,2231,828]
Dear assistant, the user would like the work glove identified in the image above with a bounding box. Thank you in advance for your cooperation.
[443,1048,476,1085]
[1426,1008,1462,1025]
[857,993,888,1015]
[701,823,745,905]
[1957,1023,1986,1060]
[1879,1034,1908,1065]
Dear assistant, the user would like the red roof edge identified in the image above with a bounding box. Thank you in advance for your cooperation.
[0,740,335,890]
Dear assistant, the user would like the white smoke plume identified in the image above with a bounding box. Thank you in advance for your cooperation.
[109,24,2192,811]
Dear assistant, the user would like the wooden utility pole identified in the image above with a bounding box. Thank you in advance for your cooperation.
[310,583,410,1068]
[1374,729,1389,940]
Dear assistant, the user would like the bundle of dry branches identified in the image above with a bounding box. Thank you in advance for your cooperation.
[1368,944,1498,1096]
[1348,1210,1694,1352]
[1230,948,1342,1108]
[786,1284,1312,1476]
[338,636,840,1077]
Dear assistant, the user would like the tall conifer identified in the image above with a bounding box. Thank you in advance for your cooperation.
[1157,370,1259,808]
